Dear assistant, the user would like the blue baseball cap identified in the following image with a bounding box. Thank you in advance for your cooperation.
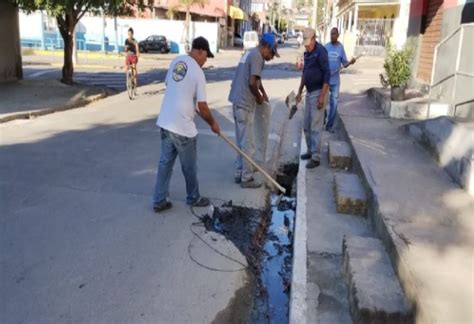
[261,33,280,57]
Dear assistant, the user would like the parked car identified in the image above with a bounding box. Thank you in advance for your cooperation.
[139,35,170,54]
[243,31,259,51]
[234,33,243,47]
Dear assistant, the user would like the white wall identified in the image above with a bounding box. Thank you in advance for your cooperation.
[19,11,219,54]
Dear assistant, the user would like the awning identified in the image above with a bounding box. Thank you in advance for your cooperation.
[228,5,248,20]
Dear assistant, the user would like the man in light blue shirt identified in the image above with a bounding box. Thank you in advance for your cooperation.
[325,28,355,132]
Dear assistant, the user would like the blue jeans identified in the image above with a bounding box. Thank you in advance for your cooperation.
[152,128,200,205]
[303,90,325,161]
[326,83,340,130]
[233,105,256,182]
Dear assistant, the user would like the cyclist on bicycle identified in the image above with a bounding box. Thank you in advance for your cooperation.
[125,27,139,91]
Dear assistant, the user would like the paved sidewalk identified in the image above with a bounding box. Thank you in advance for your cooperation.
[296,55,473,323]
[0,79,110,123]
[338,90,474,323]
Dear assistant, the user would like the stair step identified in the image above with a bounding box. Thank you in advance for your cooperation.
[328,140,352,169]
[334,173,367,216]
[343,235,413,324]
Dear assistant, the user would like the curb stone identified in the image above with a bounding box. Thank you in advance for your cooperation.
[0,91,111,124]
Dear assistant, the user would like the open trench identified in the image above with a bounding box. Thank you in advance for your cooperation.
[203,161,299,324]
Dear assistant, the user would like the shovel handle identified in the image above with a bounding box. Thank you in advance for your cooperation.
[219,133,286,194]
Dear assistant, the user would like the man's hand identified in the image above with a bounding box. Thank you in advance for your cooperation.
[256,95,264,105]
[317,95,325,110]
[296,92,302,104]
[211,120,220,135]
[262,92,269,103]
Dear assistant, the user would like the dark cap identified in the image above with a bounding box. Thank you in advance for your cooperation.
[192,36,214,58]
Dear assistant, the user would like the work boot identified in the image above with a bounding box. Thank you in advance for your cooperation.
[300,153,311,160]
[306,159,320,169]
[190,196,210,207]
[153,200,173,213]
[241,178,262,189]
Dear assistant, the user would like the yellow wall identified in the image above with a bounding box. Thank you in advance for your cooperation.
[358,4,399,19]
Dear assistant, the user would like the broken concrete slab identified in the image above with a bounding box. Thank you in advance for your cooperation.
[334,173,367,216]
[329,140,352,169]
[343,235,413,324]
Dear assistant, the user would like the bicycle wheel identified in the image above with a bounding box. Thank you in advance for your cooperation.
[126,68,134,100]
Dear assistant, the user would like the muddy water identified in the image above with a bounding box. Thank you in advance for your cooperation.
[206,196,296,324]
[254,195,295,323]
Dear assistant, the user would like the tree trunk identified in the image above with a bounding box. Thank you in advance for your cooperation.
[57,12,77,85]
[185,8,191,52]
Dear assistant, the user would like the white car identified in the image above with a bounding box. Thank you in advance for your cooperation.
[243,31,259,51]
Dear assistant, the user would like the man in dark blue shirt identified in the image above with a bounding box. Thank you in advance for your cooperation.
[296,27,330,168]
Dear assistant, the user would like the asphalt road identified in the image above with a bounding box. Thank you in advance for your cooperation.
[22,41,300,91]
[1,43,302,323]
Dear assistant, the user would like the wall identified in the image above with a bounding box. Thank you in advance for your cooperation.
[442,0,474,37]
[0,2,22,81]
[19,11,219,54]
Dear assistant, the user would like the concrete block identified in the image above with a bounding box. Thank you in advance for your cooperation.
[334,173,367,216]
[342,235,413,324]
[329,140,352,169]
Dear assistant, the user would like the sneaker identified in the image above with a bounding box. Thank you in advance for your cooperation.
[234,176,242,184]
[241,179,262,188]
[153,200,173,213]
[306,159,320,169]
[326,127,335,133]
[300,153,311,160]
[190,196,210,207]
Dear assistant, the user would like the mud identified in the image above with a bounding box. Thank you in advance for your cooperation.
[206,195,296,324]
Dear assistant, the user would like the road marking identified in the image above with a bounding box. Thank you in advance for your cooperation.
[29,69,57,78]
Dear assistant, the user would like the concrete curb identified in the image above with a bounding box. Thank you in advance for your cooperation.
[0,91,110,124]
[289,134,308,324]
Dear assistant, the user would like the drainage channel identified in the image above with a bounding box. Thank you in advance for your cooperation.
[201,164,298,324]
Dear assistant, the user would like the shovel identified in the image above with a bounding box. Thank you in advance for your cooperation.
[219,132,286,197]
[197,112,287,200]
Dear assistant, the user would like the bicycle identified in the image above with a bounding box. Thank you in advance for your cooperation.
[126,63,137,100]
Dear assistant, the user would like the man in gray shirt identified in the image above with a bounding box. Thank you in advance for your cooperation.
[229,33,278,188]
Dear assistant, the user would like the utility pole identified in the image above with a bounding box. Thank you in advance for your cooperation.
[311,0,317,29]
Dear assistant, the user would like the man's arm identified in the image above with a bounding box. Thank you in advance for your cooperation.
[250,75,264,104]
[341,46,355,68]
[296,74,305,103]
[197,102,220,135]
[249,52,265,104]
[259,81,269,102]
[318,48,330,110]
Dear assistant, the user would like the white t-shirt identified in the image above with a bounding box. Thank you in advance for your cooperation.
[157,55,206,138]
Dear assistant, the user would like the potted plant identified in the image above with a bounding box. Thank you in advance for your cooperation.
[380,42,414,101]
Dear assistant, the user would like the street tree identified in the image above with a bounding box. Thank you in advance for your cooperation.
[11,0,151,85]
[179,0,208,51]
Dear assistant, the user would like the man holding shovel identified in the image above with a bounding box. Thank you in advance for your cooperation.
[229,33,279,188]
[296,27,330,169]
[152,37,220,212]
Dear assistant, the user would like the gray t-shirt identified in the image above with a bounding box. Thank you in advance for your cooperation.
[228,47,265,111]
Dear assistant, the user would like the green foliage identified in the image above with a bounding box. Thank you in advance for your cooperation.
[11,0,153,17]
[179,0,207,9]
[279,17,287,33]
[380,41,414,88]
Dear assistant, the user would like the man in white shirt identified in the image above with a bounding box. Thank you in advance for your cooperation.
[152,37,220,212]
